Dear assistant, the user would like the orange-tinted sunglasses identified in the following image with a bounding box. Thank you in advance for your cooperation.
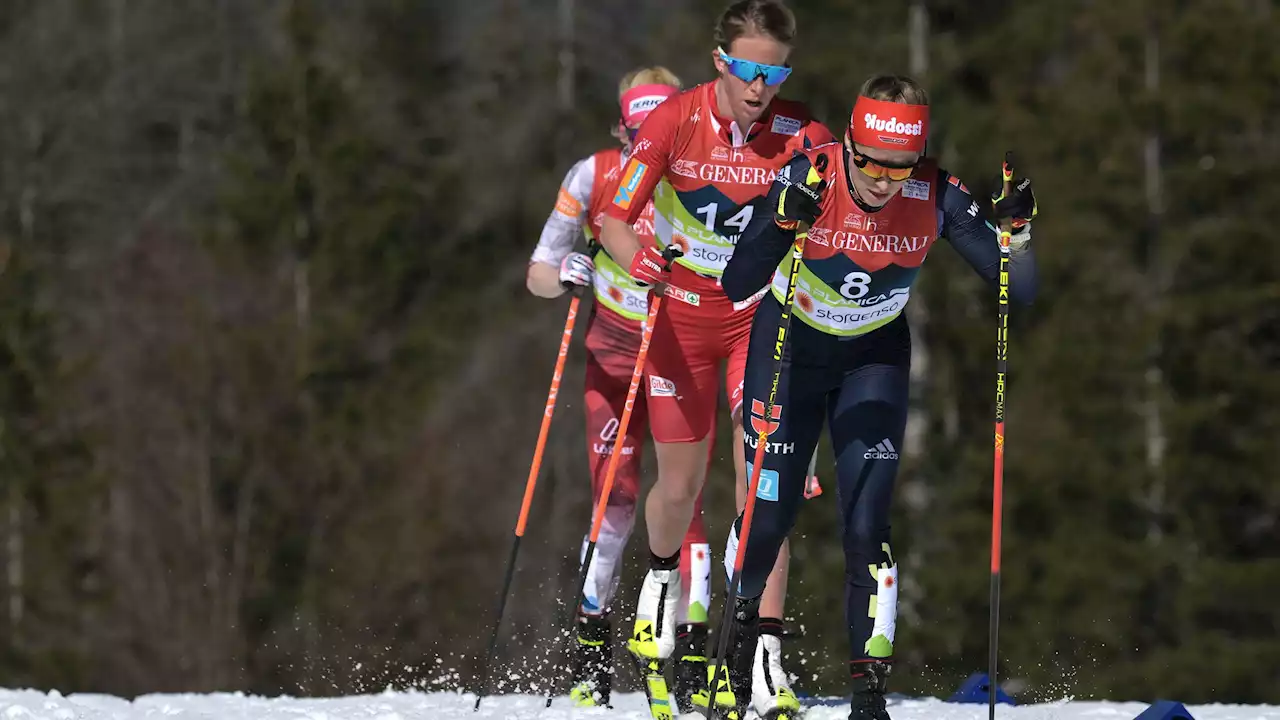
[845,131,920,181]
[850,150,917,181]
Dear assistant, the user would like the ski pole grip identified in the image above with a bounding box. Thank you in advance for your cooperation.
[559,276,588,294]
[660,245,683,269]
[560,239,606,293]
[999,151,1016,237]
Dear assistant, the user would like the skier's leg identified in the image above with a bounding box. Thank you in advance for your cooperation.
[724,295,826,719]
[827,361,909,720]
[632,297,718,663]
[571,335,647,706]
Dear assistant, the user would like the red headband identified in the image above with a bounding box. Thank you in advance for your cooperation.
[621,84,678,128]
[849,96,929,153]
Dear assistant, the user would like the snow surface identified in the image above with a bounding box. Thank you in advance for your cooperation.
[1,689,1279,720]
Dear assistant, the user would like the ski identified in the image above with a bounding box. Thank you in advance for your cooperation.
[632,655,673,720]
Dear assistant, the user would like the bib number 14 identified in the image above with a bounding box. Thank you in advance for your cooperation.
[840,271,872,300]
[696,202,753,234]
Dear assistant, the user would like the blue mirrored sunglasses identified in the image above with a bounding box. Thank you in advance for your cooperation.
[717,47,792,86]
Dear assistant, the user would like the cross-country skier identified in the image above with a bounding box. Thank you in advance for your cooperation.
[599,2,834,718]
[718,74,1040,719]
[527,67,714,709]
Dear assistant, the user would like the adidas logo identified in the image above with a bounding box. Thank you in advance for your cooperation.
[864,439,899,460]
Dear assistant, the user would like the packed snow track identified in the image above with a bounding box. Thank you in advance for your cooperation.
[2,689,1278,720]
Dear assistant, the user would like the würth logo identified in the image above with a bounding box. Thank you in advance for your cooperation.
[749,399,782,437]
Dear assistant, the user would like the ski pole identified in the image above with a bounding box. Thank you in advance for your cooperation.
[704,223,810,720]
[987,151,1015,720]
[545,246,682,707]
[475,289,582,711]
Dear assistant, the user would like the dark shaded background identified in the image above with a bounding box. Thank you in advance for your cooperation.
[0,0,1276,706]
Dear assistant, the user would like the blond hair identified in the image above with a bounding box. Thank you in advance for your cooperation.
[618,66,682,98]
[859,74,930,105]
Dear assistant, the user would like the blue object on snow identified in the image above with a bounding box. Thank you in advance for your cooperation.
[945,672,1015,705]
[1134,700,1195,719]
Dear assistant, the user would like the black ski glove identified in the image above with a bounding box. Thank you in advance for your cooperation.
[991,175,1038,231]
[775,160,827,231]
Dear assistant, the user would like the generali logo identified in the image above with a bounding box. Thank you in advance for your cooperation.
[671,160,699,179]
[710,146,747,163]
[843,213,877,233]
[666,162,778,185]
[632,215,656,238]
[830,232,930,254]
[806,227,831,246]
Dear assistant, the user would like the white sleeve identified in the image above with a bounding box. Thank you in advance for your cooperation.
[530,155,596,267]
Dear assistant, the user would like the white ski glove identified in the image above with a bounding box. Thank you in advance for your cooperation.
[559,252,595,288]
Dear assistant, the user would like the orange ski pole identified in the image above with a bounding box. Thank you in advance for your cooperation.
[583,292,663,559]
[476,293,581,710]
[546,247,681,707]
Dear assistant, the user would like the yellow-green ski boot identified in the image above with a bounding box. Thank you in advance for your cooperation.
[673,623,710,714]
[751,628,801,720]
[568,612,612,707]
[690,660,742,720]
[629,559,682,720]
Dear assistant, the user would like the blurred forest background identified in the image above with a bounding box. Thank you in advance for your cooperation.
[0,0,1277,706]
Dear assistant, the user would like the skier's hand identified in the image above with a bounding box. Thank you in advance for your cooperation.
[558,251,595,289]
[992,173,1036,252]
[628,245,673,287]
[775,164,827,231]
[992,175,1037,228]
[992,172,1037,251]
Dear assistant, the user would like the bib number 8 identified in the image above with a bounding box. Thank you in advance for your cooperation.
[840,271,872,300]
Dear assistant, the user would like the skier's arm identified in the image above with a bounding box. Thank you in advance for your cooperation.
[722,153,823,302]
[528,156,595,298]
[526,262,564,298]
[602,100,679,274]
[937,169,1038,305]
